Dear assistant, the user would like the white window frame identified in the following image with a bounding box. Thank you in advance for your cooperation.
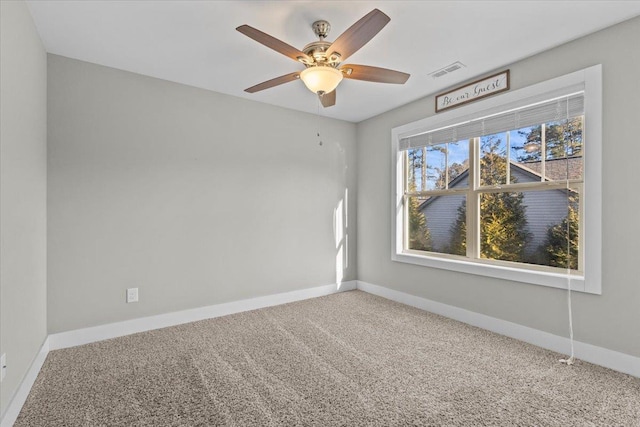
[391,65,602,294]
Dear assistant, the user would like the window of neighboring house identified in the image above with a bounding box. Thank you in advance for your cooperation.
[392,66,602,294]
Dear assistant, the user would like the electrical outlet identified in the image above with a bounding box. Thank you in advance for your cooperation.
[126,288,139,303]
[1,353,6,382]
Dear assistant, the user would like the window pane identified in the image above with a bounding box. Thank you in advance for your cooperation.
[545,117,583,159]
[406,148,426,192]
[426,143,447,190]
[406,196,431,251]
[510,126,542,183]
[480,133,508,186]
[544,117,583,181]
[526,191,580,270]
[509,118,584,183]
[414,194,467,255]
[510,126,542,163]
[479,190,579,270]
[447,140,469,189]
[541,155,583,182]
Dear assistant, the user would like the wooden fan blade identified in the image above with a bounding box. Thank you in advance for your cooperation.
[326,9,390,62]
[237,25,312,64]
[319,90,336,108]
[341,64,410,84]
[244,72,300,93]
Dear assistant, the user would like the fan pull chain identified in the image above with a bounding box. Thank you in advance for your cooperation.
[317,97,323,146]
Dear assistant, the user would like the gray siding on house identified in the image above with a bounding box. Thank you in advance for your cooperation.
[421,167,572,256]
[421,175,468,252]
[424,194,466,252]
[520,189,572,257]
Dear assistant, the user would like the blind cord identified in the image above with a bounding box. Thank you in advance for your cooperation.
[559,121,576,366]
[559,183,575,365]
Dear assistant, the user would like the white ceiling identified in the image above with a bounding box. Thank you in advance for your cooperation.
[26,1,640,123]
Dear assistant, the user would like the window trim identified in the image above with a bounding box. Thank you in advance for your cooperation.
[391,65,602,294]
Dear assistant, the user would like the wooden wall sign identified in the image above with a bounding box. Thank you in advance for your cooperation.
[435,70,510,113]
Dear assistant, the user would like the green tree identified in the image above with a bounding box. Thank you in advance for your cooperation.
[448,161,468,184]
[448,200,467,256]
[406,148,432,251]
[434,159,468,190]
[538,195,579,269]
[448,136,531,261]
[408,187,432,251]
[408,147,424,190]
[427,144,446,190]
[514,118,583,162]
[545,117,583,159]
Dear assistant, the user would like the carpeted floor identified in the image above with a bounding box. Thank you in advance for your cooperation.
[16,290,640,426]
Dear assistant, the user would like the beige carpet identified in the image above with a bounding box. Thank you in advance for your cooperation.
[16,290,640,426]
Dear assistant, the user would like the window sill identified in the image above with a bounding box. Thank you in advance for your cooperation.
[392,251,598,294]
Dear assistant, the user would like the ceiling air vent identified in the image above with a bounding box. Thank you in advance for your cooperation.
[428,61,466,78]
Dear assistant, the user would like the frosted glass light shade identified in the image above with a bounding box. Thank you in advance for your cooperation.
[300,66,343,94]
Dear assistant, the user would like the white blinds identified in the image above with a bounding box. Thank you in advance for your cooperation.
[399,92,584,151]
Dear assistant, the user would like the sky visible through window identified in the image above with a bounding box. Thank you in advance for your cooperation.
[410,128,526,191]
[409,123,583,191]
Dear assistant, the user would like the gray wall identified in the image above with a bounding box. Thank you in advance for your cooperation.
[356,16,640,357]
[0,0,48,416]
[47,55,357,333]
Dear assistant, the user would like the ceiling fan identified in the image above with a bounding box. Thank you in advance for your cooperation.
[236,9,410,108]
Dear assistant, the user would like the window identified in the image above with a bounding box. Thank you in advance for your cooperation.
[392,66,602,294]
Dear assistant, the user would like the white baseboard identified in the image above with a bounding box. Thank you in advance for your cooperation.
[356,280,640,378]
[2,278,636,427]
[49,280,357,351]
[0,337,50,427]
[0,281,355,426]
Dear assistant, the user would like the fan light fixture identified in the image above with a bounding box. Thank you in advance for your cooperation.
[300,66,343,94]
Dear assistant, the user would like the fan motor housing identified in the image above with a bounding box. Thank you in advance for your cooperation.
[302,41,341,65]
